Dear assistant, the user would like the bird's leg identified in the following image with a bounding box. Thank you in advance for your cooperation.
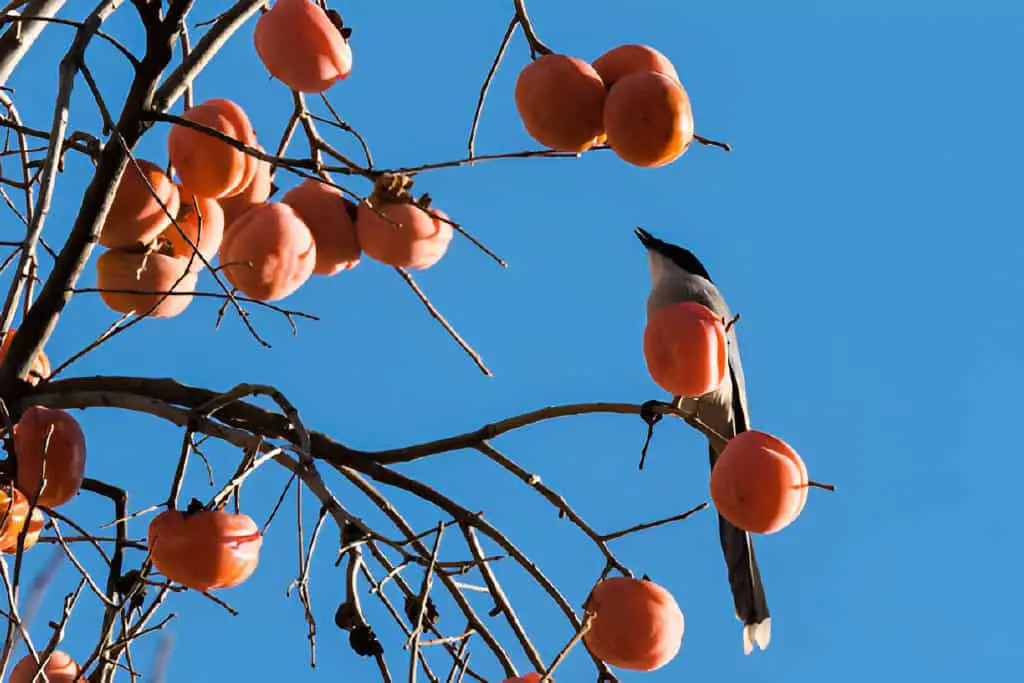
[637,400,668,471]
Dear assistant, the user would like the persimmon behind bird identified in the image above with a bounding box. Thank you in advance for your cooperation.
[643,300,728,398]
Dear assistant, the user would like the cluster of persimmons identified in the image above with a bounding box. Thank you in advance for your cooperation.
[497,301,830,679]
[2,2,817,680]
[95,0,452,320]
[0,331,265,679]
[2,3,428,678]
[492,38,716,683]
[515,44,695,167]
[644,301,819,535]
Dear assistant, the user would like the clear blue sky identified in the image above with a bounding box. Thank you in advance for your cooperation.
[5,1,1024,681]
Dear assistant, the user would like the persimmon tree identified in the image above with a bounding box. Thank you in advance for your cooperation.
[0,1,831,682]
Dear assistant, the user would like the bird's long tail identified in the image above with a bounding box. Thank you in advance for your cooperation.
[710,442,772,654]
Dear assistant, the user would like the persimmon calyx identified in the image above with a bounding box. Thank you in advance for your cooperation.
[183,497,206,516]
[370,172,415,204]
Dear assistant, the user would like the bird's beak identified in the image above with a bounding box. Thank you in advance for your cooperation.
[635,227,656,250]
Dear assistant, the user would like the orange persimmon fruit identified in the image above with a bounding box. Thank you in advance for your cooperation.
[96,250,198,319]
[10,650,82,683]
[0,328,50,385]
[167,98,259,199]
[219,145,273,228]
[0,507,44,554]
[514,54,606,152]
[592,44,680,88]
[604,71,694,168]
[583,576,684,672]
[643,301,727,397]
[710,430,810,534]
[217,202,317,301]
[254,0,353,93]
[99,159,181,249]
[148,504,263,591]
[356,200,452,270]
[503,674,550,683]
[14,406,87,509]
[282,178,361,275]
[0,484,29,550]
[162,185,226,269]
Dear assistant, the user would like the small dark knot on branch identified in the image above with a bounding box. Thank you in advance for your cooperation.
[404,594,440,628]
[349,623,384,657]
[117,569,148,611]
[341,520,371,545]
[334,601,360,631]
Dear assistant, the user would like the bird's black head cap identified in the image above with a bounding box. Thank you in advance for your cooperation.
[634,227,714,282]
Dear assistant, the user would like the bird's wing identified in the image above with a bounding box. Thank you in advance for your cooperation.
[726,327,750,431]
[718,325,772,653]
[697,291,770,654]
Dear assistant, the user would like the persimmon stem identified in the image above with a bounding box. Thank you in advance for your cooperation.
[512,0,552,57]
[807,480,836,492]
[694,133,732,152]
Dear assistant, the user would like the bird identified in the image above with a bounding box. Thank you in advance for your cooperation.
[634,226,771,655]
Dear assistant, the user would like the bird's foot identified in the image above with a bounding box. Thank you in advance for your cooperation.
[637,400,666,471]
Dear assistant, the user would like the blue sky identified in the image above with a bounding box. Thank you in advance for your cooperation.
[4,1,1024,681]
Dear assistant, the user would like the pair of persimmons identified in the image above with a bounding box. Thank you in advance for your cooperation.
[0,332,85,558]
[0,333,264,592]
[516,44,695,168]
[96,96,453,321]
[644,301,817,536]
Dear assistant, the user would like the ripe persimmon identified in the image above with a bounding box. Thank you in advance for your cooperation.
[0,328,50,385]
[514,54,606,152]
[220,145,273,228]
[163,186,225,269]
[583,576,684,672]
[282,178,361,275]
[710,430,810,534]
[643,301,727,397]
[356,200,452,270]
[254,0,352,93]
[167,98,259,199]
[96,250,198,319]
[503,674,550,683]
[99,159,180,250]
[0,507,44,554]
[592,44,680,88]
[148,505,263,591]
[604,72,694,168]
[0,484,29,550]
[10,651,82,683]
[14,406,87,508]
[217,202,317,301]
